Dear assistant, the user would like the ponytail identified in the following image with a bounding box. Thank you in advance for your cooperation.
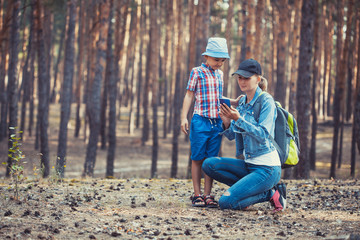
[259,76,268,92]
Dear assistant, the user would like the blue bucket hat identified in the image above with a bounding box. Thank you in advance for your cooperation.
[202,37,230,59]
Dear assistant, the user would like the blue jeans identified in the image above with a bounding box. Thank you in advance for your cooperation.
[202,157,281,210]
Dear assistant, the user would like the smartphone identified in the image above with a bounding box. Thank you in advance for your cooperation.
[220,98,231,107]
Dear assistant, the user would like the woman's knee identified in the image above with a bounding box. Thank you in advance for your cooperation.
[218,192,234,209]
[202,157,220,174]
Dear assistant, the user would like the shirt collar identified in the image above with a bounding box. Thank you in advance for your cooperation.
[202,63,215,71]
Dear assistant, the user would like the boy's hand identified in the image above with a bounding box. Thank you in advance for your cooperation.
[181,118,189,135]
[230,95,244,107]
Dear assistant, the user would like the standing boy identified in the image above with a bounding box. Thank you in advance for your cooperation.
[181,37,230,208]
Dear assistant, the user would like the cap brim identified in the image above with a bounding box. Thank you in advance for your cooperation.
[202,51,230,59]
[232,70,254,78]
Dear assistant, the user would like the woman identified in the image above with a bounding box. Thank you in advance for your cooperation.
[202,58,286,211]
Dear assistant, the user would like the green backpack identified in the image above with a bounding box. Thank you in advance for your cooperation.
[253,92,300,168]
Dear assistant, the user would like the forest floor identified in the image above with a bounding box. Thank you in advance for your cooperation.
[0,104,360,239]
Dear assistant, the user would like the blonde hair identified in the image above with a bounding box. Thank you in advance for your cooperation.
[259,76,268,92]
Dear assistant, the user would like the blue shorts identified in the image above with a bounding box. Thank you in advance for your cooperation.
[189,114,223,161]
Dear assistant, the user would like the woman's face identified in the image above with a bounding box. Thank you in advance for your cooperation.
[236,74,260,94]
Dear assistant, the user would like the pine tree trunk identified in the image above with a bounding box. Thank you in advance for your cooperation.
[289,0,302,115]
[105,0,115,178]
[274,0,289,107]
[162,0,173,138]
[171,0,184,178]
[108,0,128,177]
[83,0,110,177]
[56,0,76,178]
[6,0,20,177]
[35,0,50,177]
[295,0,314,179]
[83,0,98,142]
[270,3,277,94]
[330,0,349,179]
[74,0,85,138]
[284,0,302,179]
[0,1,12,142]
[28,13,36,138]
[325,3,335,118]
[50,23,65,103]
[20,1,34,139]
[222,0,233,98]
[127,4,140,135]
[136,1,145,130]
[310,0,320,171]
[352,10,360,176]
[149,0,160,178]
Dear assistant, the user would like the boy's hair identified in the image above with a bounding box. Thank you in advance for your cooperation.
[259,76,268,92]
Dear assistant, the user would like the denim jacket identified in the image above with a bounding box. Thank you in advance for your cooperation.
[221,87,277,159]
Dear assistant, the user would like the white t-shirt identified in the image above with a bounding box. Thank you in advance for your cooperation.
[244,150,281,166]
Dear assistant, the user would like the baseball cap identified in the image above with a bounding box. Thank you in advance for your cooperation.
[232,59,262,78]
[202,37,230,59]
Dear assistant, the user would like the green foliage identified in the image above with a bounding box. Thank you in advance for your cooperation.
[4,127,27,201]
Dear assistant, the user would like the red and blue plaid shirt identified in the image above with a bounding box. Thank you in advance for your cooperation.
[186,63,224,119]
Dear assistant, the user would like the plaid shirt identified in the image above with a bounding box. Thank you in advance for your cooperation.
[186,63,224,118]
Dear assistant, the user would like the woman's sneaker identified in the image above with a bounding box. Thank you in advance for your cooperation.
[270,183,287,212]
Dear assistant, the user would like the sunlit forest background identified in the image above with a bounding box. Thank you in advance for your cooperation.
[0,0,359,180]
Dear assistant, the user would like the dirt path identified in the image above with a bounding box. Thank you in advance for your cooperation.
[0,178,359,239]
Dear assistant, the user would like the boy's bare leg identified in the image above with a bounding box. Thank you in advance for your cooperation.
[191,159,204,195]
[204,173,213,196]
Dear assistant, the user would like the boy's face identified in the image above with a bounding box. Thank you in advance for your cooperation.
[204,56,226,70]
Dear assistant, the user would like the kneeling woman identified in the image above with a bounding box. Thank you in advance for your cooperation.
[202,59,286,211]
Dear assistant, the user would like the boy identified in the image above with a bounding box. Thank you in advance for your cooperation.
[181,37,230,208]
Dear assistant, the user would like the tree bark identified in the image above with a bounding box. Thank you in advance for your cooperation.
[105,0,115,178]
[310,0,320,171]
[127,4,140,135]
[136,1,145,130]
[83,0,110,177]
[149,0,160,178]
[171,0,184,178]
[20,0,35,139]
[289,0,302,116]
[74,0,85,138]
[245,0,256,59]
[352,8,360,177]
[0,1,12,142]
[56,0,76,178]
[35,0,50,177]
[223,0,233,97]
[141,25,151,145]
[274,0,289,107]
[295,0,314,179]
[325,3,335,118]
[254,0,265,63]
[162,0,173,138]
[6,0,20,177]
[50,22,65,103]
[330,0,349,179]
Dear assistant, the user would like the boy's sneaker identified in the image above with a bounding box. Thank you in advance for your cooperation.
[270,183,287,212]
